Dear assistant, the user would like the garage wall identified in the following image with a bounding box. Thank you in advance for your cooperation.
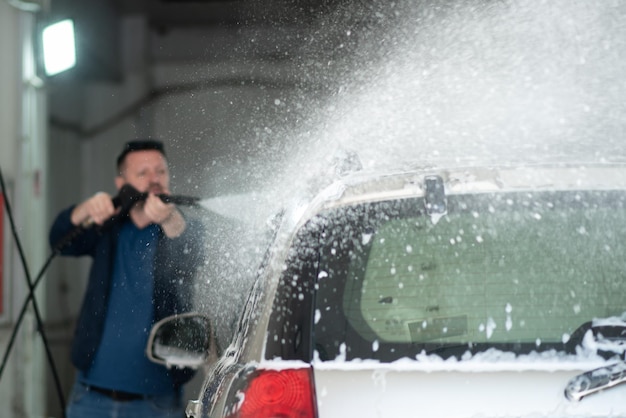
[0,5,22,418]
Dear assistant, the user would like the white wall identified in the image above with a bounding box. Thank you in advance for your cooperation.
[0,2,49,417]
[0,3,22,416]
[0,5,20,178]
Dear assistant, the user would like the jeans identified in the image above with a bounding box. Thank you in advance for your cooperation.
[66,381,185,418]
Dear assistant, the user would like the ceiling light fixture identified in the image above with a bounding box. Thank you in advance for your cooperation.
[42,19,76,76]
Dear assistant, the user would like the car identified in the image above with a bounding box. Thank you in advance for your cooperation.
[148,162,626,418]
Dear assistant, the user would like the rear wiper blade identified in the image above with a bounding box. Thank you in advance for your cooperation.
[564,361,626,401]
[565,321,626,355]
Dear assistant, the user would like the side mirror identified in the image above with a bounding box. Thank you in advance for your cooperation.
[147,312,212,369]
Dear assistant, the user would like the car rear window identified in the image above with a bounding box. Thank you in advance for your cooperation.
[309,190,626,362]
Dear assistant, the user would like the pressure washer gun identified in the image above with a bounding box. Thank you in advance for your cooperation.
[91,183,201,227]
[106,183,201,224]
[55,184,201,251]
[113,184,202,209]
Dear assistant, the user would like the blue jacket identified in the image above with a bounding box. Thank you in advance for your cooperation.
[49,206,205,384]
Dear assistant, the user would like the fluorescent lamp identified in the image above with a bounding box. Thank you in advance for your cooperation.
[42,19,76,76]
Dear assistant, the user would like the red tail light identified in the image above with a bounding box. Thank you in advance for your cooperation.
[226,367,317,418]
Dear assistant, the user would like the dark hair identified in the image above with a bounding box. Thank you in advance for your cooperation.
[116,139,166,170]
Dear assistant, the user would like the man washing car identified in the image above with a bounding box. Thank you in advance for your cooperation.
[49,139,205,418]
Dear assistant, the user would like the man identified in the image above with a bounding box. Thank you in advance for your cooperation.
[49,139,205,418]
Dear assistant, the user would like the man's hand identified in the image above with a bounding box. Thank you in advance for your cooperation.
[71,192,117,226]
[144,193,186,238]
[144,193,175,224]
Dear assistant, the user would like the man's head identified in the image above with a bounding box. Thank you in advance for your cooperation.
[115,139,170,195]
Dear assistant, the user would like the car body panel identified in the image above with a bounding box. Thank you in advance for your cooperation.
[314,365,626,417]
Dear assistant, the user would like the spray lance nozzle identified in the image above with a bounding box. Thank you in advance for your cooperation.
[113,184,202,209]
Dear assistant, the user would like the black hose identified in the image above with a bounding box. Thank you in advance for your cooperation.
[0,251,58,380]
[0,168,67,417]
[0,225,81,384]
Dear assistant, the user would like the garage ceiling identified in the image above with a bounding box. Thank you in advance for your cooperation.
[44,0,348,81]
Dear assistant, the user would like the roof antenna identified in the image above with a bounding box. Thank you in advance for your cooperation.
[424,175,447,223]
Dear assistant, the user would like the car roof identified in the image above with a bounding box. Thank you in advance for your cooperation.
[292,162,626,227]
